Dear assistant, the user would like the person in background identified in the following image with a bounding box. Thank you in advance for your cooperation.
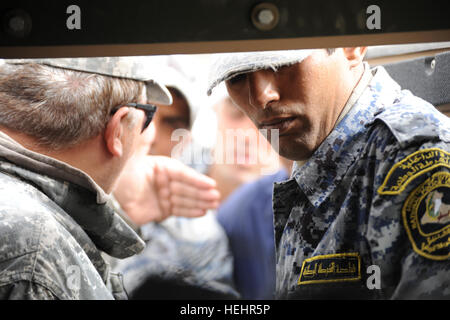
[150,74,194,158]
[217,157,293,299]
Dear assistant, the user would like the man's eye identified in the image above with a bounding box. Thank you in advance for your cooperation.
[228,73,247,85]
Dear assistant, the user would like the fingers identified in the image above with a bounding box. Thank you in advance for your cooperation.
[170,194,220,211]
[153,165,217,217]
[176,168,217,189]
[168,182,220,218]
[150,156,222,219]
[157,185,172,215]
[170,180,221,202]
[162,157,217,189]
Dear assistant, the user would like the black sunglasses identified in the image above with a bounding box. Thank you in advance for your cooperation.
[111,103,158,133]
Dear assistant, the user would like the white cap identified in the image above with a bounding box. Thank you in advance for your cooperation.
[142,55,203,128]
[207,49,316,95]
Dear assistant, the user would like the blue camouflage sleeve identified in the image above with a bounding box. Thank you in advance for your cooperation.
[367,126,450,299]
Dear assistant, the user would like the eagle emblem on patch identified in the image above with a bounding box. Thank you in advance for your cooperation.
[402,171,450,260]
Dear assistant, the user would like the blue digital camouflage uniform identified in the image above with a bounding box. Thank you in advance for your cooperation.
[273,65,450,299]
[0,131,145,299]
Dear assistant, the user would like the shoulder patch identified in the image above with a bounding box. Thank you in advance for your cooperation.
[402,171,450,260]
[378,148,450,195]
[297,253,361,285]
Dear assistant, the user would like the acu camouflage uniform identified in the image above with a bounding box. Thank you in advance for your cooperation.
[0,131,145,299]
[0,57,173,300]
[273,65,450,299]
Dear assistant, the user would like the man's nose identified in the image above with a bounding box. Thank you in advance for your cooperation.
[248,71,280,109]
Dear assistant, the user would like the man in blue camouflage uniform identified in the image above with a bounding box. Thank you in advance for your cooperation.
[0,57,220,299]
[207,48,450,299]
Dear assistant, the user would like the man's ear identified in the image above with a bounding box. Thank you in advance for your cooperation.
[343,47,368,68]
[104,107,130,157]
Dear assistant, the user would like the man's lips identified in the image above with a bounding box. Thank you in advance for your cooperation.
[257,116,298,132]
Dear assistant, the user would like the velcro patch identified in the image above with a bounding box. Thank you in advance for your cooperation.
[297,253,361,285]
[378,148,450,195]
[402,171,450,260]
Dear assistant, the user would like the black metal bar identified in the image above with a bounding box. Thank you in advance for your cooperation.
[1,0,449,47]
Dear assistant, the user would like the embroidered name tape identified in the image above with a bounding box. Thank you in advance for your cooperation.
[402,171,450,260]
[298,253,361,285]
[378,148,450,195]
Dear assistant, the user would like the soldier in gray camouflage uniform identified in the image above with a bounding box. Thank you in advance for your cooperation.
[208,48,450,299]
[0,57,172,299]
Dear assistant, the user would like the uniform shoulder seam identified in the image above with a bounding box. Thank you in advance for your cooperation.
[0,273,68,300]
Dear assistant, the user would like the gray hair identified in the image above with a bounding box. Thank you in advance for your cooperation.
[0,63,145,150]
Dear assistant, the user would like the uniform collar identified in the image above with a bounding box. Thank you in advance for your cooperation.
[291,65,402,207]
